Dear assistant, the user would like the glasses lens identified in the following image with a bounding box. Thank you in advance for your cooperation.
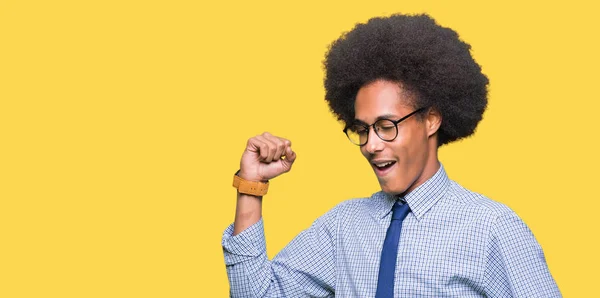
[374,119,398,141]
[346,125,368,145]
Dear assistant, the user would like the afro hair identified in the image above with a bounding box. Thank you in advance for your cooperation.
[323,13,489,146]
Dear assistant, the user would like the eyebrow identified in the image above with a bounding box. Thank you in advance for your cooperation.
[353,114,400,125]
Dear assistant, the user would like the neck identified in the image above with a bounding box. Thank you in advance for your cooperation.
[401,137,440,196]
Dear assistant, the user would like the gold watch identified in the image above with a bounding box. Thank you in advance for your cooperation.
[232,170,269,196]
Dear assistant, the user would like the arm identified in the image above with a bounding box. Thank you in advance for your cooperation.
[233,132,296,236]
[484,211,561,297]
[223,206,337,297]
[222,132,335,297]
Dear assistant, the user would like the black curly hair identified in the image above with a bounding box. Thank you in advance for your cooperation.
[323,13,489,146]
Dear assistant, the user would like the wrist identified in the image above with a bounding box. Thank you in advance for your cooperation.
[237,169,267,183]
[233,170,269,196]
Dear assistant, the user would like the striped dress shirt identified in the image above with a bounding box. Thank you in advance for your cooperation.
[222,165,561,297]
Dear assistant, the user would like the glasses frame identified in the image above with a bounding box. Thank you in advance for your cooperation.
[343,107,427,146]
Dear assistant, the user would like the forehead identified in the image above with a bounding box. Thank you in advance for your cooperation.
[354,80,413,122]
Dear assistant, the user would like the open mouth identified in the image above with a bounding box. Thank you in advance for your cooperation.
[373,161,396,171]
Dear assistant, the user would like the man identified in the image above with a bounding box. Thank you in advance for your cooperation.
[222,14,560,297]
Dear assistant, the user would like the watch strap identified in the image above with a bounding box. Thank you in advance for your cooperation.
[233,172,269,196]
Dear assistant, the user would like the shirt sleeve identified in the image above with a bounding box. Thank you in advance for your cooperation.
[484,211,562,297]
[222,206,339,297]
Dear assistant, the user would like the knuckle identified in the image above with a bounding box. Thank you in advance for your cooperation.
[260,144,268,153]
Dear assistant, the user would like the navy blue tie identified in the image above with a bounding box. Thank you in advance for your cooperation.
[375,201,411,298]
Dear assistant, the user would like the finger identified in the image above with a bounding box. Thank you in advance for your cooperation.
[270,136,291,160]
[279,137,292,152]
[271,138,287,161]
[255,135,277,162]
[248,137,270,161]
[282,146,296,168]
[262,133,291,147]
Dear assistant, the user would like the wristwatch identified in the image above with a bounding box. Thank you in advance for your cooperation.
[232,170,269,196]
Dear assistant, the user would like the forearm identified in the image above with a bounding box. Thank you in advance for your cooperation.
[233,192,263,235]
[224,132,300,296]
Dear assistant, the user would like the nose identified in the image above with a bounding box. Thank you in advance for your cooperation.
[365,127,384,154]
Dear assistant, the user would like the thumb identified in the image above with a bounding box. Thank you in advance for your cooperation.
[281,146,296,171]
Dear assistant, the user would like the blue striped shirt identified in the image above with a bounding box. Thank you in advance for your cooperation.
[222,165,561,297]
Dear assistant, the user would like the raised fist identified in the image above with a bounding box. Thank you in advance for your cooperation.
[238,132,296,182]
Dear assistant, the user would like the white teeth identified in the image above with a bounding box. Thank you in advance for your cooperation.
[375,161,393,167]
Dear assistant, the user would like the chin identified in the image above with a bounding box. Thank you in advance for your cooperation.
[379,183,407,196]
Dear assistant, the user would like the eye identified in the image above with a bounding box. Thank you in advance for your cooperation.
[375,121,396,132]
[349,125,368,134]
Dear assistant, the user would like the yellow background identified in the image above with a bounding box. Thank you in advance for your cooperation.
[1,0,598,297]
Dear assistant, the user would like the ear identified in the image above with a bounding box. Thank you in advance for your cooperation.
[425,107,442,138]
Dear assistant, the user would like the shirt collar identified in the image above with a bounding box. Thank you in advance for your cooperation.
[372,163,450,221]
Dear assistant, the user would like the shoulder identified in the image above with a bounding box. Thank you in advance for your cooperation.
[325,197,369,217]
[447,180,514,218]
[303,195,378,239]
[319,191,389,221]
[446,180,534,237]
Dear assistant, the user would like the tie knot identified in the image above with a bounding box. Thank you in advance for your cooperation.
[391,201,411,221]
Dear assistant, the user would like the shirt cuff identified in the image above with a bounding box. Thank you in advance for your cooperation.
[222,218,267,265]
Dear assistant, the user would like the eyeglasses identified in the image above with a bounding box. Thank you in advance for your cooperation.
[343,108,426,146]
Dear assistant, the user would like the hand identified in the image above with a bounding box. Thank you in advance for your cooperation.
[239,132,296,182]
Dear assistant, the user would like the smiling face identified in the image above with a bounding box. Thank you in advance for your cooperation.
[354,79,442,195]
